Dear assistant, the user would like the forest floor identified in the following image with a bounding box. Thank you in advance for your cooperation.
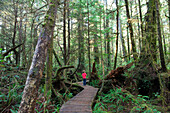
[0,62,169,113]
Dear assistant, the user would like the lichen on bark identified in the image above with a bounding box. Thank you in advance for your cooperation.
[18,0,60,112]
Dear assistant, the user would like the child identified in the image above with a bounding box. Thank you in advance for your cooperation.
[82,70,87,86]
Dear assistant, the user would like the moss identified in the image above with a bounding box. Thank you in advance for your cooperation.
[45,15,49,19]
[49,3,55,7]
[42,22,46,27]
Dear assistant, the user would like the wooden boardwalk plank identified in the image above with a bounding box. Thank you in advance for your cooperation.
[59,81,98,113]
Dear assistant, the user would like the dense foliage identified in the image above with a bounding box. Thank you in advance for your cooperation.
[0,0,169,112]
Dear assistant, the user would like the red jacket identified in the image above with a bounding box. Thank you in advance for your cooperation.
[82,73,87,79]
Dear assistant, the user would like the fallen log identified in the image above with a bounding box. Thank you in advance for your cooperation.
[104,62,133,81]
[99,62,134,93]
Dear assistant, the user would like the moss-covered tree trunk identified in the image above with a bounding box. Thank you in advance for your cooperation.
[87,0,91,80]
[77,0,84,72]
[168,0,170,54]
[45,21,54,98]
[145,0,157,62]
[1,16,6,52]
[18,0,59,112]
[67,0,70,65]
[94,24,99,64]
[155,0,167,72]
[63,0,67,65]
[106,3,110,68]
[138,0,144,44]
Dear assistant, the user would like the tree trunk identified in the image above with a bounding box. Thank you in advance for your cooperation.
[155,0,167,72]
[18,1,59,112]
[63,0,67,65]
[100,5,103,70]
[67,0,70,65]
[168,0,170,31]
[106,0,110,68]
[87,0,91,78]
[1,16,6,51]
[29,14,36,67]
[53,49,62,67]
[138,0,144,46]
[114,0,119,69]
[145,0,157,62]
[18,17,23,66]
[77,1,84,72]
[45,21,54,99]
[81,14,85,69]
[169,0,170,55]
[125,0,137,59]
[12,1,19,65]
[103,5,106,56]
[94,24,99,64]
[118,16,127,60]
[22,23,27,67]
[127,23,130,60]
[135,0,141,53]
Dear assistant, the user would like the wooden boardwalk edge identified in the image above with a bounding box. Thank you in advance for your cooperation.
[60,81,98,113]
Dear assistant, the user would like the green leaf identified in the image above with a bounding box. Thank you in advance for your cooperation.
[10,109,17,113]
[136,108,141,111]
[0,95,5,98]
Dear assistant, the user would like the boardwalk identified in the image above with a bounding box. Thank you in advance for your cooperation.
[60,82,98,113]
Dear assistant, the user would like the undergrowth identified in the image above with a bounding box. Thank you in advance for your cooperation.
[0,64,73,113]
[93,88,161,113]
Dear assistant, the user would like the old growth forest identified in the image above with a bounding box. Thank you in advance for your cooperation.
[0,0,170,112]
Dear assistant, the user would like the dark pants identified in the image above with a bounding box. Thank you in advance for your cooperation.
[83,79,86,86]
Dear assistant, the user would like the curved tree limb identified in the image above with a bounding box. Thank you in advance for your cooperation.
[2,43,23,58]
[53,49,62,67]
[55,65,74,78]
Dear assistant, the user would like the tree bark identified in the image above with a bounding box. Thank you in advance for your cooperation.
[63,0,67,65]
[67,0,70,65]
[127,23,130,60]
[18,17,23,66]
[45,19,54,98]
[87,0,91,78]
[145,0,157,62]
[138,0,145,51]
[114,0,119,69]
[135,0,141,53]
[168,0,170,31]
[118,15,127,61]
[12,0,19,65]
[22,20,27,67]
[77,1,84,72]
[106,1,110,68]
[125,0,137,59]
[155,0,167,72]
[1,16,6,51]
[80,14,85,70]
[53,49,62,67]
[18,0,59,112]
[94,24,99,64]
[100,5,104,70]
